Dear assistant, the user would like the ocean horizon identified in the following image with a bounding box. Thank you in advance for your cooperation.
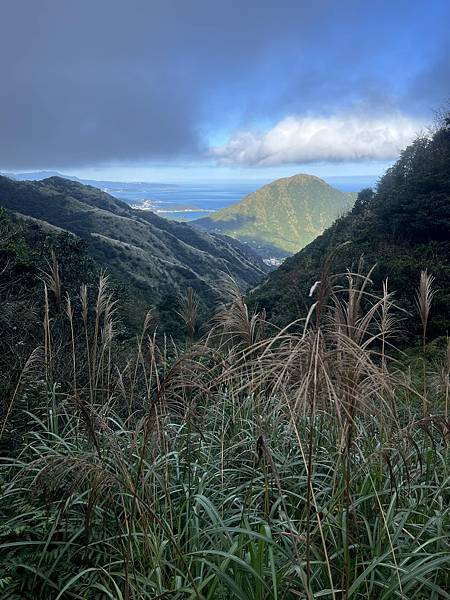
[109,175,378,221]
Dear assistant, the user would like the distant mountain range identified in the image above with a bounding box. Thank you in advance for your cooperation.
[0,170,177,192]
[0,175,268,333]
[1,170,80,181]
[194,174,356,257]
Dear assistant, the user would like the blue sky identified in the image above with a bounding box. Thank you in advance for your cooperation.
[0,0,448,182]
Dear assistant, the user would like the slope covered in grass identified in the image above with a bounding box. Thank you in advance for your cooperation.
[1,263,448,598]
[195,174,355,256]
[0,176,268,332]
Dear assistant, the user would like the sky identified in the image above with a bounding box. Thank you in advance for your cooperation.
[0,0,449,183]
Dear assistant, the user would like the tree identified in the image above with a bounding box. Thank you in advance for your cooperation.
[352,188,374,214]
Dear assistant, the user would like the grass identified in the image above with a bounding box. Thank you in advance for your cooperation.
[0,265,449,599]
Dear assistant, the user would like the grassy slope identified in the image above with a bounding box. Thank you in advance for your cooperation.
[0,176,268,330]
[1,260,448,598]
[195,174,355,255]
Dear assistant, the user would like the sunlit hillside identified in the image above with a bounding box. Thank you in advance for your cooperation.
[195,174,355,256]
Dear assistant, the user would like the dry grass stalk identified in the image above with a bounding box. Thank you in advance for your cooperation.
[40,250,61,307]
[0,346,43,442]
[416,270,435,349]
[177,286,199,343]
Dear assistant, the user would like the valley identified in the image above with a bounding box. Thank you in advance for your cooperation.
[1,118,449,596]
[1,3,449,593]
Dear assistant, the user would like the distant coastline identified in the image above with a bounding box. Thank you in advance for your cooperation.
[115,176,377,221]
[2,171,377,222]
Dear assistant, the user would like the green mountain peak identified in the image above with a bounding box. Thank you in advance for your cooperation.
[195,173,355,256]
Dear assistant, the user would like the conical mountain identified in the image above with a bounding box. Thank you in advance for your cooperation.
[195,174,355,256]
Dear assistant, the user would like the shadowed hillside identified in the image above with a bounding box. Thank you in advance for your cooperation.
[0,176,268,332]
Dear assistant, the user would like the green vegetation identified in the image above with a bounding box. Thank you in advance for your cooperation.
[0,209,102,409]
[249,116,450,344]
[195,174,355,256]
[1,118,449,599]
[0,261,449,598]
[0,176,268,333]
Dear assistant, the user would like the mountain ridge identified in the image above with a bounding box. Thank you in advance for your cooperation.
[0,175,268,333]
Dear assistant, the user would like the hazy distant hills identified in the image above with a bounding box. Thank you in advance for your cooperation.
[0,170,176,192]
[0,175,268,332]
[194,174,356,256]
[0,170,81,181]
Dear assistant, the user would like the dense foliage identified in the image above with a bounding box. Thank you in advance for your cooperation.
[0,209,98,406]
[0,263,448,598]
[249,116,450,344]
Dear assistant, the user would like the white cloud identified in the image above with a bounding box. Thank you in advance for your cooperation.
[210,114,426,166]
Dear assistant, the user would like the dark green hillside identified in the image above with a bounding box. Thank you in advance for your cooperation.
[249,116,450,343]
[0,176,268,332]
[0,209,101,405]
[195,174,355,256]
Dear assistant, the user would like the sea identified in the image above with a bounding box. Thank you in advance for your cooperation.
[105,176,378,221]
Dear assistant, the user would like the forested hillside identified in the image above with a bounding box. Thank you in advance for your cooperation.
[0,209,103,432]
[249,116,450,344]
